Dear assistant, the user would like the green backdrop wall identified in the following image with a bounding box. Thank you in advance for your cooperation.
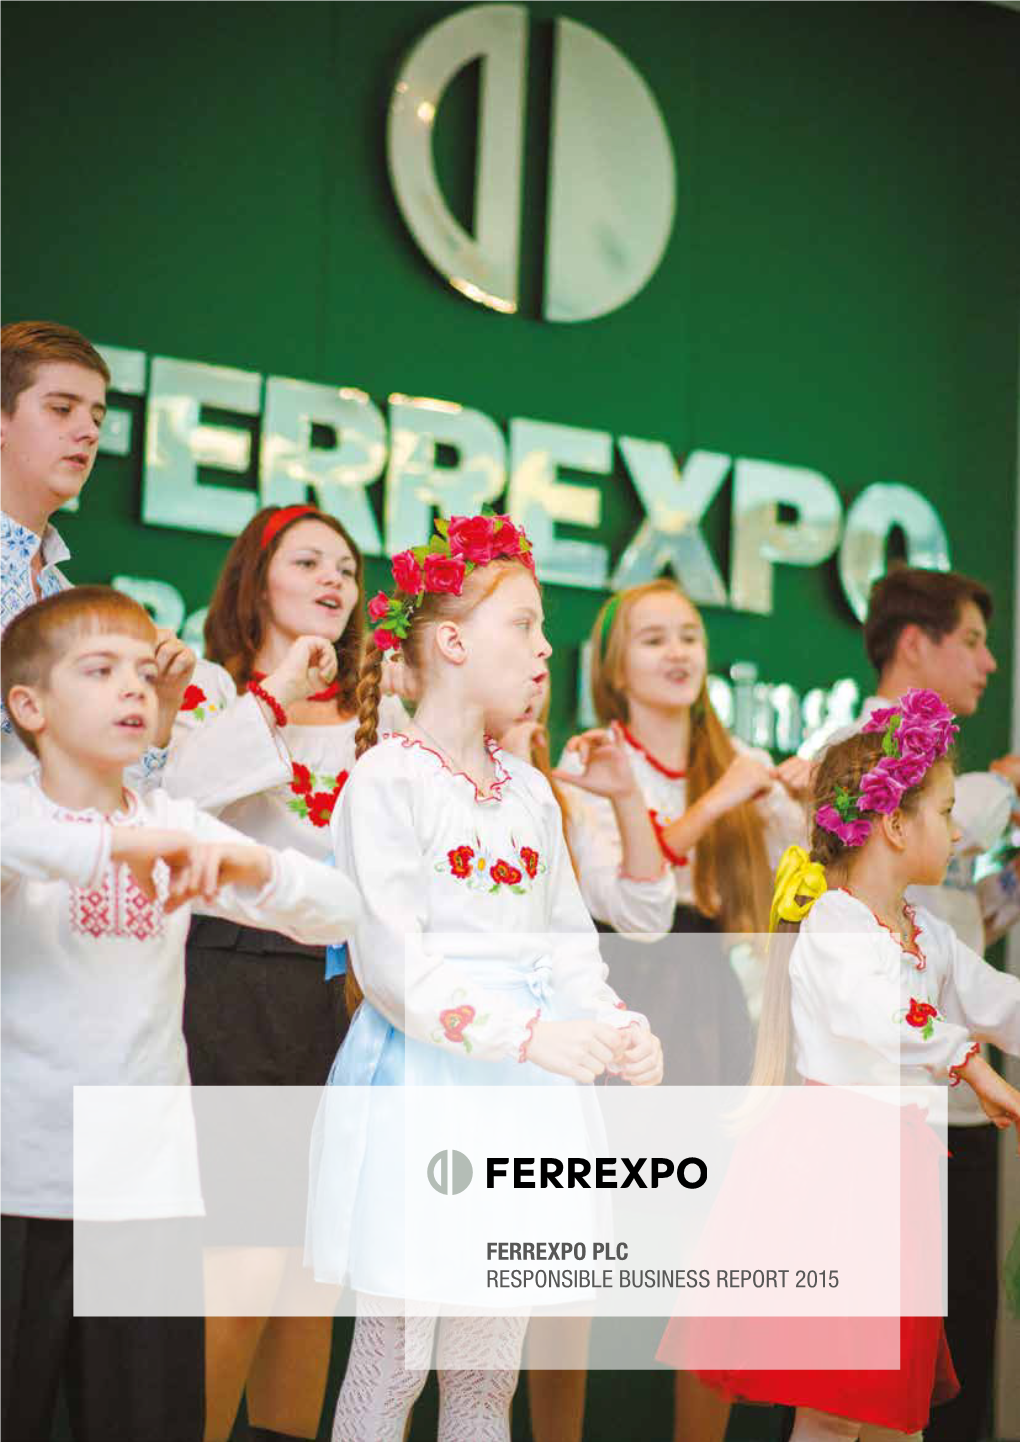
[3,4,1019,1438]
[4,1,1019,769]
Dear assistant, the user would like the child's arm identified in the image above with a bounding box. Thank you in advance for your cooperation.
[938,921,1020,1055]
[952,1051,1020,1153]
[554,730,675,936]
[178,803,360,944]
[161,658,292,812]
[1,784,111,891]
[331,762,559,1065]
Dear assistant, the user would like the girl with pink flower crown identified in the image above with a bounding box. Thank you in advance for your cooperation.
[162,505,406,1442]
[658,688,1020,1441]
[306,513,663,1442]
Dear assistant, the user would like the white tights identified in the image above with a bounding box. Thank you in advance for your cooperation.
[791,1407,923,1442]
[332,1311,528,1442]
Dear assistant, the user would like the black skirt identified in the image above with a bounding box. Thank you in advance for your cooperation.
[595,905,753,1086]
[184,916,349,1243]
[184,915,347,1087]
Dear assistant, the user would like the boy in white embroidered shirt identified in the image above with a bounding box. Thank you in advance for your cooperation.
[0,585,361,1442]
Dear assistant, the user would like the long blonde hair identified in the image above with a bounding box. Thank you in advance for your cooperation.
[590,579,772,934]
[346,555,539,1015]
[749,732,954,1087]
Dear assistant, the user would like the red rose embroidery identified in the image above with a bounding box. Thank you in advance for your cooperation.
[391,550,424,595]
[181,684,207,711]
[423,553,466,594]
[290,762,313,795]
[519,846,539,879]
[306,790,340,828]
[448,844,475,879]
[905,999,938,1029]
[439,1005,476,1043]
[367,591,390,621]
[490,859,522,886]
[447,515,495,565]
[332,770,349,796]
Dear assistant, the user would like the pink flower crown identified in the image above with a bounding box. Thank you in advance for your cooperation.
[815,688,958,847]
[367,513,535,652]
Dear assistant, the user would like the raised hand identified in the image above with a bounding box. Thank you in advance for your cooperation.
[499,718,546,762]
[524,1019,630,1084]
[553,722,642,801]
[264,635,339,711]
[774,755,816,802]
[164,841,272,908]
[111,829,272,913]
[380,650,420,703]
[710,752,777,811]
[111,827,202,906]
[152,629,197,745]
[958,1051,1020,1154]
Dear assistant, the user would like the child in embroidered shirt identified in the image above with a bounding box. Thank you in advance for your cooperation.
[163,503,409,1442]
[0,586,360,1442]
[658,691,1020,1442]
[307,514,663,1442]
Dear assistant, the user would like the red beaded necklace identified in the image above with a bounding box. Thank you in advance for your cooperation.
[251,671,340,704]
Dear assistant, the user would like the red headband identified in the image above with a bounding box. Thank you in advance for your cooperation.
[260,504,320,550]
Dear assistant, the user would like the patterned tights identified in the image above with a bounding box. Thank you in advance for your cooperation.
[332,1311,528,1442]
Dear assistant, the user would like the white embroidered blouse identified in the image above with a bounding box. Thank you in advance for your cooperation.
[790,888,1020,1088]
[162,657,407,859]
[558,726,808,922]
[0,773,361,1219]
[330,733,647,1063]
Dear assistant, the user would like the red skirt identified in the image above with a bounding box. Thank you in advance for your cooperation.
[657,1090,959,1433]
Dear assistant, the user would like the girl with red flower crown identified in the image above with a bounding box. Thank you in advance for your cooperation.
[657,698,1020,1441]
[306,513,664,1442]
[161,505,407,1442]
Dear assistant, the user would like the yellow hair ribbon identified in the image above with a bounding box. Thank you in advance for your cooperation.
[768,844,828,933]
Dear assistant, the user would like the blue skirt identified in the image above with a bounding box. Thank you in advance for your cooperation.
[305,956,587,1298]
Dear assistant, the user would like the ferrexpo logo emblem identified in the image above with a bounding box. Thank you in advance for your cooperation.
[427,1149,474,1195]
[387,3,676,322]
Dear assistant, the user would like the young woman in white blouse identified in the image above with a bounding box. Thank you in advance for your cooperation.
[307,513,663,1442]
[164,504,404,1442]
[559,578,809,1442]
[659,693,1020,1441]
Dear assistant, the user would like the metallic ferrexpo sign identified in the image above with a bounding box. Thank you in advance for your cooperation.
[97,346,951,623]
[386,4,677,323]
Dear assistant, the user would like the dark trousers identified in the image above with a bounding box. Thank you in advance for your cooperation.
[924,1124,999,1442]
[1,1214,204,1442]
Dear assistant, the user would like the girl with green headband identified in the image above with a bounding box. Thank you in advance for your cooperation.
[557,578,810,1442]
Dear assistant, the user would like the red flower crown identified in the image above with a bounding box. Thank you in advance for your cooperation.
[367,513,535,653]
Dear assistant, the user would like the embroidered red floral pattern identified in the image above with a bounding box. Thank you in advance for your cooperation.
[903,998,938,1039]
[439,838,546,894]
[439,1005,476,1043]
[286,763,349,827]
[448,845,475,879]
[431,992,489,1054]
[179,684,218,722]
[649,808,689,868]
